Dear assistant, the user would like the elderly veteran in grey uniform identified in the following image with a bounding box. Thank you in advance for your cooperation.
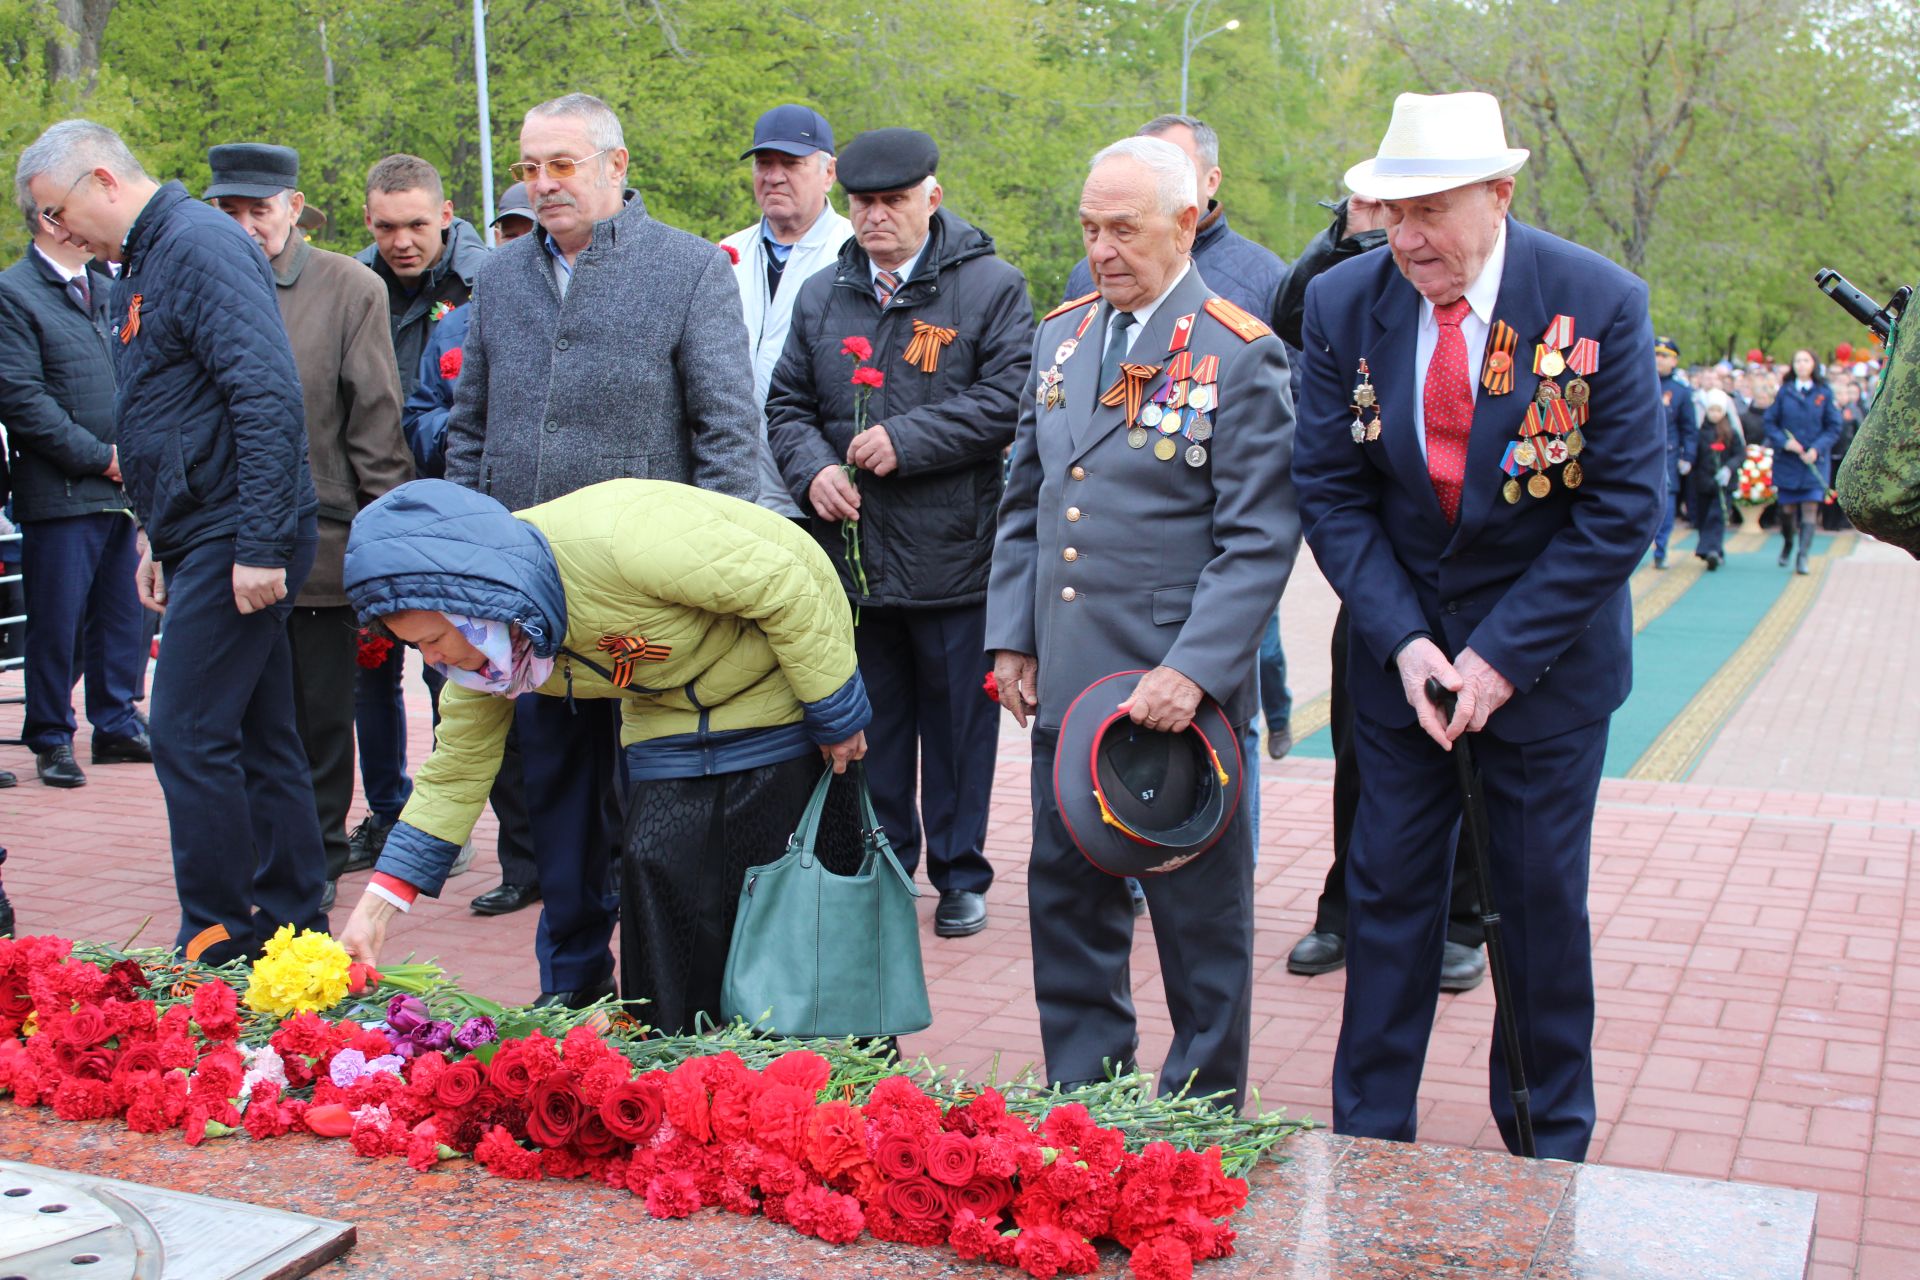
[985,135,1299,1108]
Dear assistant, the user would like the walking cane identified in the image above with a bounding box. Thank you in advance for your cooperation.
[1424,676,1537,1158]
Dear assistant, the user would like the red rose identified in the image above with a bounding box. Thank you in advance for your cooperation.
[876,1133,926,1179]
[851,366,885,389]
[439,347,463,381]
[927,1131,978,1186]
[882,1174,952,1225]
[573,1110,623,1158]
[60,1004,111,1047]
[487,1044,539,1099]
[600,1075,665,1143]
[526,1073,583,1148]
[954,1173,1013,1218]
[841,335,873,361]
[432,1059,483,1109]
[103,959,150,1000]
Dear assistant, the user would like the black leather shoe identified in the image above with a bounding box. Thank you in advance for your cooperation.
[1439,941,1487,992]
[1704,551,1724,571]
[934,889,987,937]
[1266,723,1294,760]
[35,745,86,788]
[90,730,152,764]
[320,879,337,913]
[1287,930,1346,975]
[343,814,396,873]
[471,881,541,916]
[0,887,13,938]
[533,975,617,1010]
[0,769,14,788]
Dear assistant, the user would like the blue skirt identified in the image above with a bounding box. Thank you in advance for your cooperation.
[1776,483,1826,505]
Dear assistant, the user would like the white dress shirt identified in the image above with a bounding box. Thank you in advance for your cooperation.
[1411,226,1507,460]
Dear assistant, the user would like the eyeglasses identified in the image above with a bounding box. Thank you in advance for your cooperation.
[40,171,93,230]
[507,151,607,183]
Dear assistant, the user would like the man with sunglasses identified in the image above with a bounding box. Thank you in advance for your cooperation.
[434,91,760,1009]
[16,119,327,964]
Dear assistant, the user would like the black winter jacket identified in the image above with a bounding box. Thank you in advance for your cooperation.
[110,181,315,567]
[1272,201,1390,408]
[0,250,125,523]
[355,218,486,399]
[766,209,1034,608]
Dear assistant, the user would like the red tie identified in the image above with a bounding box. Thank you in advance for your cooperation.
[1424,298,1474,523]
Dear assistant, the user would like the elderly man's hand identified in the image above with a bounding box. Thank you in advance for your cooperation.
[1116,665,1204,734]
[820,730,867,775]
[848,425,898,476]
[992,650,1039,727]
[233,564,288,616]
[136,546,167,613]
[809,465,861,521]
[1454,647,1515,734]
[1396,637,1462,749]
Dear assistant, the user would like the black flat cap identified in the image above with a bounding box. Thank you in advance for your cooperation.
[205,144,299,200]
[837,128,938,194]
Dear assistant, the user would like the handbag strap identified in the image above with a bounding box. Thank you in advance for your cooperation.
[790,763,916,895]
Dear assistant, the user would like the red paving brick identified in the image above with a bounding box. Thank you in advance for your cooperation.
[2,540,1915,1277]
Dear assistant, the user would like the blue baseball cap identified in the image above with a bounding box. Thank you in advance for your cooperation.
[742,105,835,160]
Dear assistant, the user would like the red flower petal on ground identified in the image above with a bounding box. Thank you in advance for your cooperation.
[304,1103,355,1138]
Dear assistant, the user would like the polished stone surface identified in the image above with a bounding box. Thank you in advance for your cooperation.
[0,1104,1814,1277]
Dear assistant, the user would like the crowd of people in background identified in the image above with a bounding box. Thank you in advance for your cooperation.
[0,87,1883,1155]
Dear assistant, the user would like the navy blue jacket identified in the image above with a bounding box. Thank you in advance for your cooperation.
[1763,380,1843,496]
[1296,218,1664,744]
[1660,371,1697,477]
[110,182,314,565]
[401,303,468,477]
[1065,202,1287,321]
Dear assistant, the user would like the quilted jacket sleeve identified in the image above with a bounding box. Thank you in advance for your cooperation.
[386,683,518,892]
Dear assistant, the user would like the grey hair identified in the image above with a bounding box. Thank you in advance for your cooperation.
[15,119,147,230]
[1088,135,1198,215]
[525,93,625,154]
[1140,114,1219,170]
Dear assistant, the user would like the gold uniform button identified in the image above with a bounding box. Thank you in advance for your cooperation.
[1066,506,1082,522]
[1060,587,1077,602]
[1063,548,1079,562]
[1070,466,1086,481]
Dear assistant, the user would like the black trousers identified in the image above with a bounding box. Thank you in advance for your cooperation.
[20,512,145,751]
[854,604,997,896]
[1027,726,1255,1109]
[151,532,326,963]
[1317,604,1484,948]
[619,751,847,1035]
[422,665,538,890]
[286,605,358,882]
[515,694,623,993]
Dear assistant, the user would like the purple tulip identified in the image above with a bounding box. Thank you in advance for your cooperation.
[414,1019,455,1053]
[385,994,431,1036]
[453,1016,498,1050]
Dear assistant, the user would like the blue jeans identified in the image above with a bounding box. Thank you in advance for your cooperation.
[1257,611,1292,733]
[353,643,412,821]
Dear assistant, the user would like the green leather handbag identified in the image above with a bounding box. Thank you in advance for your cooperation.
[720,764,932,1038]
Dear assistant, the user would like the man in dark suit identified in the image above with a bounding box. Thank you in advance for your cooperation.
[0,186,149,790]
[986,135,1299,1109]
[1294,92,1663,1160]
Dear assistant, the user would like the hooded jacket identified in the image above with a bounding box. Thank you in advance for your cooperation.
[765,207,1034,608]
[355,216,487,400]
[342,477,868,894]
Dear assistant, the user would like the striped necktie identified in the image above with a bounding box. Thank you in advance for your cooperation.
[875,268,900,307]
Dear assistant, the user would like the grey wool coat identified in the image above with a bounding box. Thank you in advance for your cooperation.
[443,190,760,511]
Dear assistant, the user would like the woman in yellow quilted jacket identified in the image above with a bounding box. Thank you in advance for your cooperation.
[333,478,869,1031]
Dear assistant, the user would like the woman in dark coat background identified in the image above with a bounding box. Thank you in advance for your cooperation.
[1763,348,1842,573]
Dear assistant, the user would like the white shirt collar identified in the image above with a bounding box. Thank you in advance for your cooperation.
[871,242,926,291]
[1124,261,1191,337]
[33,244,85,284]
[1419,224,1506,330]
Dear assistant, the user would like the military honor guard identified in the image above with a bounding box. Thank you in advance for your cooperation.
[985,135,1298,1108]
[1294,93,1664,1159]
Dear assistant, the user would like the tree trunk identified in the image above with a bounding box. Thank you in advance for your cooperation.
[45,0,116,94]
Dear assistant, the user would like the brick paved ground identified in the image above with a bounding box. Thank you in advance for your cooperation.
[1,538,1914,1277]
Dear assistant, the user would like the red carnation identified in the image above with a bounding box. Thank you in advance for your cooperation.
[439,346,463,381]
[786,1184,866,1245]
[951,1208,1017,1265]
[600,1074,666,1143]
[103,959,150,1000]
[762,1048,832,1093]
[525,1074,583,1148]
[1013,1220,1099,1278]
[475,1125,544,1180]
[354,631,394,670]
[841,335,873,361]
[926,1131,978,1187]
[1129,1234,1196,1280]
[851,366,886,389]
[432,1059,483,1109]
[662,1066,713,1143]
[721,242,741,264]
[191,981,241,1041]
[982,671,1000,702]
[804,1099,869,1181]
[644,1169,704,1218]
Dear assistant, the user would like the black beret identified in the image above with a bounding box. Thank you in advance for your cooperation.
[205,143,299,200]
[837,128,938,194]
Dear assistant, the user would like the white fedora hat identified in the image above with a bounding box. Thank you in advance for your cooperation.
[1344,91,1529,201]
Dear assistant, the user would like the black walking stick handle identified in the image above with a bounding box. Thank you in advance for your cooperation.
[1424,676,1456,719]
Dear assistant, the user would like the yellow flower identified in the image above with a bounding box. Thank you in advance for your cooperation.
[21,1013,37,1038]
[245,925,352,1016]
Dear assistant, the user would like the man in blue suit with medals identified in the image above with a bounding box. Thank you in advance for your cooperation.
[1294,92,1664,1160]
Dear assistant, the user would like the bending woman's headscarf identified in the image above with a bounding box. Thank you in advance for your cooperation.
[342,480,570,697]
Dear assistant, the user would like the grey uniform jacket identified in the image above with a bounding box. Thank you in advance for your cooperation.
[985,265,1300,733]
[443,190,760,510]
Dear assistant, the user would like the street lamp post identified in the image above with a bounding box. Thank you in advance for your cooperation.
[1180,0,1241,115]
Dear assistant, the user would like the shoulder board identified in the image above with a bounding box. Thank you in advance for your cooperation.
[1043,291,1100,322]
[1204,296,1272,343]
